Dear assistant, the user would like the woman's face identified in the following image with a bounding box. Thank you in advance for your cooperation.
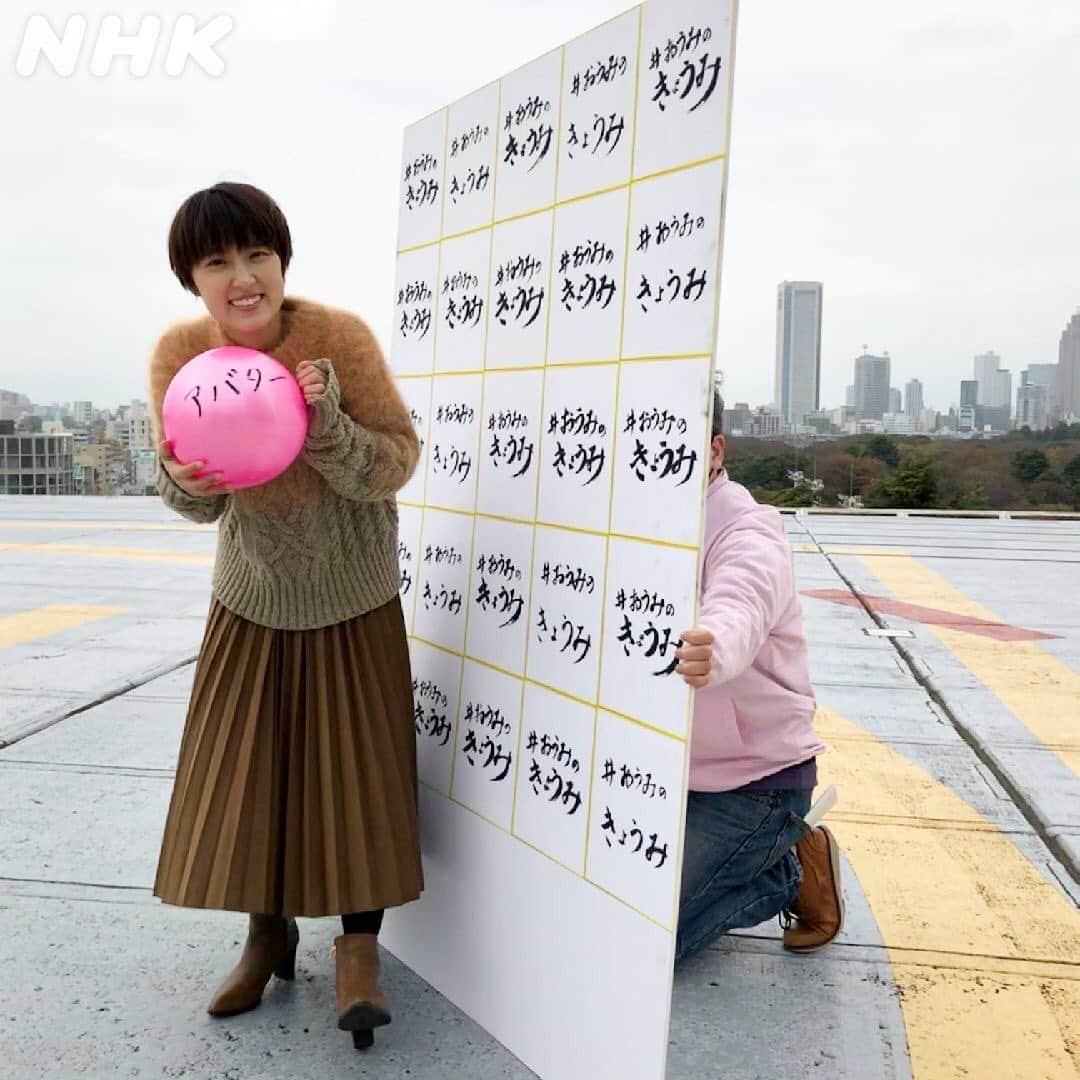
[190,245,285,350]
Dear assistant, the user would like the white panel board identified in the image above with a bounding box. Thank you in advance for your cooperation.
[387,3,739,1077]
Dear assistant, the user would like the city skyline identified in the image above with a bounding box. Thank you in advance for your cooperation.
[4,2,1078,418]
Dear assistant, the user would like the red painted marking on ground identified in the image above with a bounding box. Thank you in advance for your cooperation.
[802,590,1061,643]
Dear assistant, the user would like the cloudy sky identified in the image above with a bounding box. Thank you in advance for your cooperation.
[3,0,1079,416]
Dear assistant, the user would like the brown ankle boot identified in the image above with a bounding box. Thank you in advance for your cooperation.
[207,914,299,1017]
[782,825,844,952]
[333,933,391,1037]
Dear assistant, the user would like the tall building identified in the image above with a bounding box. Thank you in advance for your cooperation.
[1054,312,1080,422]
[1016,372,1050,431]
[128,415,153,451]
[845,385,855,407]
[974,352,1011,408]
[854,352,891,420]
[960,380,979,409]
[1027,363,1058,389]
[72,401,94,427]
[722,402,753,435]
[888,388,902,414]
[0,420,75,495]
[773,281,823,426]
[905,378,924,418]
[0,390,32,422]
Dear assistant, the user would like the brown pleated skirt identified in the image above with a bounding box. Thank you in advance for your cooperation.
[153,595,423,917]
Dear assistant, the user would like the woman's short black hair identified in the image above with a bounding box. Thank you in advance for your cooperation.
[167,182,292,294]
[712,387,725,438]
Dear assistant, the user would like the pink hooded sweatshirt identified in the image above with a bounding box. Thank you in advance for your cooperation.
[689,471,824,791]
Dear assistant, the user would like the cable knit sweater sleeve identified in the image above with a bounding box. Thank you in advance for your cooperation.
[300,317,419,502]
[155,460,228,523]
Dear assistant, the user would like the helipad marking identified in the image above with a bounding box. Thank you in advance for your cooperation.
[856,554,1080,781]
[817,706,1080,1079]
[0,604,128,648]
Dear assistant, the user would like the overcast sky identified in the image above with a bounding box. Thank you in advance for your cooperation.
[3,0,1079,416]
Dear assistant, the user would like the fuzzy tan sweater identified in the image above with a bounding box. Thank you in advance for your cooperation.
[148,296,419,630]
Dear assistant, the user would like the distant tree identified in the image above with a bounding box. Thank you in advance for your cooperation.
[755,484,818,508]
[857,434,900,468]
[864,456,938,509]
[950,483,989,510]
[1048,422,1080,443]
[1011,448,1051,483]
[1063,455,1080,502]
[727,454,789,490]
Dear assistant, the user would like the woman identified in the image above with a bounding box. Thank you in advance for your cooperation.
[148,181,423,1050]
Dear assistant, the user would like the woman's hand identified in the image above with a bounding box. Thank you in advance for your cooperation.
[159,440,231,498]
[296,360,328,405]
[675,627,715,688]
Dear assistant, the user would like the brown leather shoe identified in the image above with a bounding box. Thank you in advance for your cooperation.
[207,914,299,1017]
[782,825,844,952]
[333,933,391,1037]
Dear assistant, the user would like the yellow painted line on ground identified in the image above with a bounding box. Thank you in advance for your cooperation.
[0,542,213,567]
[0,521,213,533]
[857,554,1080,780]
[0,603,128,648]
[817,708,1080,1079]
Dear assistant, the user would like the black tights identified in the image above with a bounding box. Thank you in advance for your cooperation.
[341,910,384,936]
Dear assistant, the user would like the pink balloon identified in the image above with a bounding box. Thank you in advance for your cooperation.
[162,346,308,490]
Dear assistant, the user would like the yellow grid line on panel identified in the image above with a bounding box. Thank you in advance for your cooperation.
[413,633,608,716]
[418,502,476,520]
[440,219,500,247]
[425,150,728,258]
[475,509,536,529]
[619,351,713,364]
[402,103,448,635]
[587,877,673,933]
[535,518,607,540]
[397,237,440,257]
[608,530,699,553]
[598,705,686,745]
[468,653,528,687]
[493,202,558,231]
[445,513,480,801]
[525,675,598,713]
[420,773,671,931]
[446,72,503,806]
[583,0,644,886]
[633,151,727,187]
[536,356,620,370]
[479,362,548,375]
[509,38,566,849]
[663,0,742,937]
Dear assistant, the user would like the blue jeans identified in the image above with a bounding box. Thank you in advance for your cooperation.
[676,788,812,964]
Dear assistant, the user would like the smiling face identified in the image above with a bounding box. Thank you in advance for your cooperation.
[167,183,293,351]
[191,245,285,351]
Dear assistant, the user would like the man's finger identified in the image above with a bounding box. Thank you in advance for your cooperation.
[158,439,175,461]
[680,627,713,645]
[675,643,711,660]
[673,652,708,669]
[680,673,709,689]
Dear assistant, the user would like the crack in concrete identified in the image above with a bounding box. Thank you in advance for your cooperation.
[802,523,1080,888]
[0,655,197,750]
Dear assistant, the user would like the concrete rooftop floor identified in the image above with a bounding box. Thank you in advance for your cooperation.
[1,497,1078,1079]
